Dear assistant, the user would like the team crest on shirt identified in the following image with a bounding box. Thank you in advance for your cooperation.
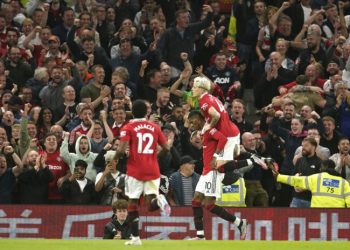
[120,131,126,137]
[209,128,217,135]
[57,157,61,162]
[202,103,208,111]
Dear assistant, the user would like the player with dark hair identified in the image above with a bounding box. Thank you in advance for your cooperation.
[187,110,257,240]
[114,100,170,245]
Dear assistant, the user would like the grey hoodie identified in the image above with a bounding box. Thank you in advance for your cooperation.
[60,135,98,181]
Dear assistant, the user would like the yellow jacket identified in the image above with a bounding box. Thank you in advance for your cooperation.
[277,172,350,208]
[216,178,246,207]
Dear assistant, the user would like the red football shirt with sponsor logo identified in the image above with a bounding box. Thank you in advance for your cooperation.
[202,128,228,175]
[39,150,70,201]
[120,119,167,181]
[199,93,240,137]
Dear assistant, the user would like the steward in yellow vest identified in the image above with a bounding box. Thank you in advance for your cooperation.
[216,178,246,207]
[275,160,350,208]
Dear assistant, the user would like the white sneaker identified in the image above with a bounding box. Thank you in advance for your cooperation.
[250,154,268,170]
[188,236,206,240]
[125,236,142,246]
[157,194,171,216]
[238,219,248,240]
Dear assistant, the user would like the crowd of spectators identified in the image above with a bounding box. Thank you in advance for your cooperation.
[0,0,349,208]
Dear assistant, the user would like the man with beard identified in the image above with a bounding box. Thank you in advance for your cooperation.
[330,137,350,183]
[0,28,30,59]
[230,99,253,135]
[297,24,327,75]
[17,151,53,204]
[254,52,295,109]
[294,127,330,164]
[52,7,75,44]
[60,159,96,204]
[320,116,341,155]
[325,59,341,79]
[68,105,93,144]
[39,64,81,112]
[151,88,174,123]
[4,46,34,89]
[80,65,111,113]
[290,137,321,208]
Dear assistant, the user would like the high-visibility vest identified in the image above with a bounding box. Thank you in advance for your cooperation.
[278,172,350,208]
[216,178,246,207]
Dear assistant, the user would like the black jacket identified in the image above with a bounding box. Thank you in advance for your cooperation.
[60,178,97,204]
[103,215,131,239]
[294,155,322,201]
[17,167,53,204]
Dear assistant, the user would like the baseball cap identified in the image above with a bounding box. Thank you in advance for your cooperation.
[180,155,197,165]
[328,57,340,66]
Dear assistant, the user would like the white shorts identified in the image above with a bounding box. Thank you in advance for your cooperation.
[195,170,225,198]
[125,175,160,199]
[217,135,240,160]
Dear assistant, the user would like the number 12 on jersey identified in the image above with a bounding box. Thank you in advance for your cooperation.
[136,132,154,154]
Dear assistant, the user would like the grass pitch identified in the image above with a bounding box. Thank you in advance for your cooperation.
[1,240,349,250]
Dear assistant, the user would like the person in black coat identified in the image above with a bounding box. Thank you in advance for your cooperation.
[66,27,112,83]
[103,199,131,239]
[17,151,53,204]
[60,159,96,204]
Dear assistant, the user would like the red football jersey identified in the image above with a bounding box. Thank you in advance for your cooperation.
[199,93,240,137]
[40,150,70,201]
[202,128,228,176]
[120,119,167,181]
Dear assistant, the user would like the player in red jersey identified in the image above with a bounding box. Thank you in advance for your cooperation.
[114,100,170,246]
[192,76,241,164]
[187,110,256,240]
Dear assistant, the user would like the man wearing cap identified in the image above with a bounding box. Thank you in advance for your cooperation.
[38,35,63,66]
[60,159,97,204]
[168,155,200,206]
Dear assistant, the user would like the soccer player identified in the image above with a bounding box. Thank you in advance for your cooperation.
[191,76,240,164]
[114,100,171,245]
[187,110,249,240]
